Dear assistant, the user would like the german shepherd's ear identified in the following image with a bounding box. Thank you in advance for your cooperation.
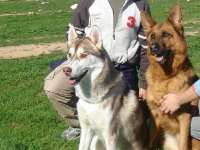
[140,11,156,35]
[168,4,184,36]
[67,24,78,48]
[89,26,102,50]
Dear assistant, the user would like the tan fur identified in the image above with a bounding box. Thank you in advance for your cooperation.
[141,5,199,150]
[192,138,200,150]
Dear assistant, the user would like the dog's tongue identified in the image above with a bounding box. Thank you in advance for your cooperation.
[68,79,77,86]
[156,56,164,62]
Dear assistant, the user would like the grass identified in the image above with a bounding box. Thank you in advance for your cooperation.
[150,0,200,21]
[0,0,78,46]
[0,0,75,14]
[0,0,200,150]
[150,0,200,39]
[0,13,70,46]
[0,53,78,150]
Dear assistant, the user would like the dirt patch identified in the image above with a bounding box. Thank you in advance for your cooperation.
[0,12,34,17]
[0,7,74,17]
[0,10,70,17]
[0,42,67,59]
[185,31,199,36]
[185,18,200,25]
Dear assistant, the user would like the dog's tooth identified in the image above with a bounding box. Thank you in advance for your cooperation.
[156,56,164,62]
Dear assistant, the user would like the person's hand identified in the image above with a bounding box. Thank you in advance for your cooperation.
[160,93,181,114]
[139,88,146,101]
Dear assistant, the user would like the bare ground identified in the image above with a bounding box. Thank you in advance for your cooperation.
[0,29,199,59]
[0,42,66,59]
[0,17,199,59]
[0,10,71,17]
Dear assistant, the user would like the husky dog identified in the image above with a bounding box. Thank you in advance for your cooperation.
[63,25,148,150]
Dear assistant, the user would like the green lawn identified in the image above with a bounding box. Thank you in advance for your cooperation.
[0,0,200,150]
[0,0,78,46]
[0,53,79,150]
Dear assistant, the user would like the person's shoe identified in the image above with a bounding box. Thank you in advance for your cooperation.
[61,127,81,140]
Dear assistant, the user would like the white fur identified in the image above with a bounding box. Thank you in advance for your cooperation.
[66,50,141,149]
[164,133,179,150]
[70,54,105,103]
[66,25,145,150]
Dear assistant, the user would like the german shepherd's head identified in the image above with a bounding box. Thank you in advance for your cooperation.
[141,5,189,74]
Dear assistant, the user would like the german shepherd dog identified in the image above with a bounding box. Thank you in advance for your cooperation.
[63,25,147,150]
[141,5,198,150]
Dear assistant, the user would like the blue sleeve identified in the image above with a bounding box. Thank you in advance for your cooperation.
[193,79,200,96]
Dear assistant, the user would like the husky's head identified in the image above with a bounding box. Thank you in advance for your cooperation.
[63,25,104,86]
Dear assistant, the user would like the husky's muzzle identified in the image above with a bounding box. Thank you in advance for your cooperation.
[63,67,88,85]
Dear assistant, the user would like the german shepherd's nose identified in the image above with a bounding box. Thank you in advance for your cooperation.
[63,67,72,76]
[151,43,162,56]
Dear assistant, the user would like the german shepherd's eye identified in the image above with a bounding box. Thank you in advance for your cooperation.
[162,31,172,38]
[79,53,88,59]
[150,33,156,40]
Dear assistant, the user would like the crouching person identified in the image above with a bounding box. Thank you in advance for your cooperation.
[44,63,80,140]
[44,0,151,141]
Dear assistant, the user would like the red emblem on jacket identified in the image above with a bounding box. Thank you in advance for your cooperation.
[127,16,136,28]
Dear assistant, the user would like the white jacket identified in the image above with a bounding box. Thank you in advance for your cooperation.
[70,0,150,88]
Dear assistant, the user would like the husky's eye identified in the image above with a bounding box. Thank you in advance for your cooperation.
[162,32,172,38]
[67,52,72,59]
[79,53,88,59]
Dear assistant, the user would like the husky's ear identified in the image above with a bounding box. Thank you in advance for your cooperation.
[67,24,78,48]
[89,26,102,49]
[140,11,156,35]
[168,4,184,36]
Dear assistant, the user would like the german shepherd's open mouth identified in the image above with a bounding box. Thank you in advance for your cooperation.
[150,45,172,64]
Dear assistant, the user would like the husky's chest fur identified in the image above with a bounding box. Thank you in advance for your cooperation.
[77,85,143,149]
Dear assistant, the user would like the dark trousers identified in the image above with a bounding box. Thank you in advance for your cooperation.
[115,63,139,91]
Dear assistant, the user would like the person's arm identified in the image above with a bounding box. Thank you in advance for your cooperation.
[160,80,200,114]
[136,0,151,99]
[67,0,93,38]
[138,25,149,100]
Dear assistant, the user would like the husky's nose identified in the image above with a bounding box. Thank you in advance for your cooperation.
[63,67,72,76]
